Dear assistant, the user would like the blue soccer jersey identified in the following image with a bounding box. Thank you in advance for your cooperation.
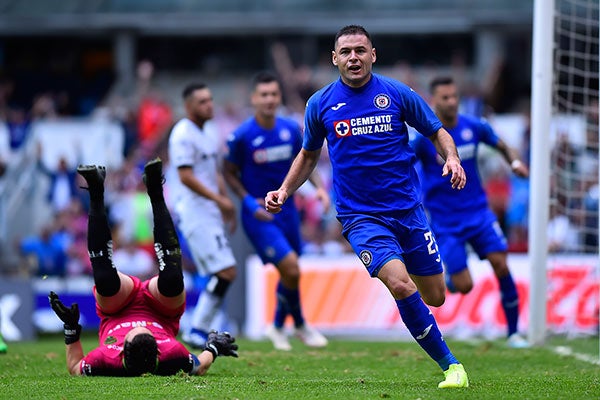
[226,115,304,264]
[411,114,498,227]
[227,116,302,199]
[303,73,442,216]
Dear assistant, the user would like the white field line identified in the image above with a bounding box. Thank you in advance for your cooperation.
[551,346,600,366]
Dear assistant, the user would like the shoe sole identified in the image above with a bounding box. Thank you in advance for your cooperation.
[77,165,106,180]
[143,158,163,186]
[144,158,163,173]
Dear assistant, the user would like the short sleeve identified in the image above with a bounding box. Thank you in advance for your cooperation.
[303,93,326,151]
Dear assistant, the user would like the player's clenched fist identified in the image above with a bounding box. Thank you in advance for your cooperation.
[265,189,288,214]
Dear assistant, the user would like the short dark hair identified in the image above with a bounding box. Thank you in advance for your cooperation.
[182,83,207,100]
[429,76,455,94]
[123,333,158,376]
[334,25,372,49]
[251,71,280,90]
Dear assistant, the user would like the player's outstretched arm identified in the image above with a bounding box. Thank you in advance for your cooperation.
[65,342,85,375]
[194,351,216,376]
[49,291,84,375]
[495,138,530,178]
[194,331,239,376]
[266,148,321,213]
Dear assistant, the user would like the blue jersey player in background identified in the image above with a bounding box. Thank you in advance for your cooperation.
[224,71,330,351]
[265,25,469,388]
[411,76,530,348]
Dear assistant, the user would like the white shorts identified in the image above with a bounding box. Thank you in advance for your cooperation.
[182,221,236,276]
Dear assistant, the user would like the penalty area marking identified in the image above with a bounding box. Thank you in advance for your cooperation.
[552,346,600,366]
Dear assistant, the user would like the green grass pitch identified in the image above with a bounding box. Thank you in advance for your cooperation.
[0,333,598,400]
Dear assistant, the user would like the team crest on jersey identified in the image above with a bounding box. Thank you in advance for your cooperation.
[461,128,473,141]
[279,128,291,142]
[334,120,352,138]
[359,250,372,267]
[104,336,117,345]
[373,93,391,110]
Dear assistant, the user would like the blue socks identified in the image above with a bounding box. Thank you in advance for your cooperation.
[498,273,519,336]
[396,292,458,370]
[447,271,520,337]
[274,282,305,329]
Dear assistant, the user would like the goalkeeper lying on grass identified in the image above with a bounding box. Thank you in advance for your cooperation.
[49,158,238,376]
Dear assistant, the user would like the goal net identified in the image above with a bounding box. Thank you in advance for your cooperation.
[550,0,599,256]
[530,0,599,348]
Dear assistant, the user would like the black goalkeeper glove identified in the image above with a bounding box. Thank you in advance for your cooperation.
[48,291,82,345]
[204,330,239,361]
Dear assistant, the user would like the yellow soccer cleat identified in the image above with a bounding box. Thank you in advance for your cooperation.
[438,363,469,388]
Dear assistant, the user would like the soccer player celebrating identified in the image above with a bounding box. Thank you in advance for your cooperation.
[411,76,530,348]
[167,83,239,349]
[50,158,238,376]
[265,25,469,388]
[223,71,329,351]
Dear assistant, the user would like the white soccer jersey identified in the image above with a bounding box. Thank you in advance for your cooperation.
[167,118,222,234]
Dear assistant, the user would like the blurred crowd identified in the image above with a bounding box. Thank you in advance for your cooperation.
[0,43,597,281]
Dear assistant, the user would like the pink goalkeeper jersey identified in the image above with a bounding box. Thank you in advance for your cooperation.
[80,276,194,376]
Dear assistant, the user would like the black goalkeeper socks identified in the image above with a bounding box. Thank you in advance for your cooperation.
[87,214,120,297]
[79,164,120,296]
[152,197,184,297]
[142,158,184,297]
[88,214,121,297]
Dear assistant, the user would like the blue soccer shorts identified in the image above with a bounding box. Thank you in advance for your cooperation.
[433,208,508,276]
[339,205,444,278]
[242,206,302,266]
